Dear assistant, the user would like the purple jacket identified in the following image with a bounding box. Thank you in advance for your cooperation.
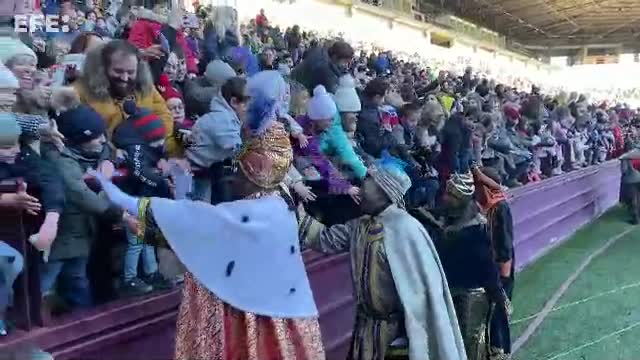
[294,116,352,194]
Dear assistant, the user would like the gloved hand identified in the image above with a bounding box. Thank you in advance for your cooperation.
[90,169,140,216]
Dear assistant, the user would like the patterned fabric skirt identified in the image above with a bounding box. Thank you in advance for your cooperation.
[346,310,402,360]
[451,288,493,360]
[174,273,326,360]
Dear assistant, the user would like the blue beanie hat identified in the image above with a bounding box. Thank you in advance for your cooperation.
[57,105,107,145]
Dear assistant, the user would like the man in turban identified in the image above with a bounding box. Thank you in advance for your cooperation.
[93,71,325,360]
[299,153,466,360]
[435,172,511,360]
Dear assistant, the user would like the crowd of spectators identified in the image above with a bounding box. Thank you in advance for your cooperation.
[0,2,639,359]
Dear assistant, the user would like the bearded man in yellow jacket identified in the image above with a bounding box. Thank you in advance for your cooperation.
[72,39,180,156]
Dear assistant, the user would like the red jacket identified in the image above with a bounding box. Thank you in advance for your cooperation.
[128,18,198,74]
[256,14,268,27]
[612,125,625,158]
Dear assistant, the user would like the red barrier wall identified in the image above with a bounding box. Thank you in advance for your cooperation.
[0,161,622,360]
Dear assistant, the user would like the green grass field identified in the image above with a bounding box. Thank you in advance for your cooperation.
[512,207,640,360]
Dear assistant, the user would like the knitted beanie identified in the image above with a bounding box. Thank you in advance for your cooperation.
[15,113,47,140]
[204,60,236,88]
[333,75,361,113]
[0,37,37,65]
[123,100,166,143]
[0,63,19,89]
[0,112,21,147]
[307,85,337,121]
[57,105,106,145]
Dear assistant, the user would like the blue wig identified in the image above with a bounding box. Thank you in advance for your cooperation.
[246,71,287,136]
[246,88,277,136]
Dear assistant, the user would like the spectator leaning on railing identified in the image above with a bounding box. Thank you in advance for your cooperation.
[0,64,66,259]
[112,101,174,297]
[40,103,124,310]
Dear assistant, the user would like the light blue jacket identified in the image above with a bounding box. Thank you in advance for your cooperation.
[187,94,242,169]
[319,113,367,180]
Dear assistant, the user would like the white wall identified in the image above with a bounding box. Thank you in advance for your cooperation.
[236,0,454,58]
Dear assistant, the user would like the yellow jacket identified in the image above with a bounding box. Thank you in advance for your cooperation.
[72,82,180,156]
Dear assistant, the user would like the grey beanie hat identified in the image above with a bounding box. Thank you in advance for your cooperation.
[0,112,22,147]
[204,60,236,87]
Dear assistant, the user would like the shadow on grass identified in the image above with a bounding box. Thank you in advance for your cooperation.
[512,206,631,338]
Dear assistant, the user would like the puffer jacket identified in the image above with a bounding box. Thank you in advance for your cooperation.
[291,47,342,94]
[48,146,121,261]
[357,98,396,159]
[127,9,197,74]
[73,43,180,156]
[112,121,172,199]
[186,94,242,169]
[294,116,352,194]
[320,113,367,180]
[0,144,65,214]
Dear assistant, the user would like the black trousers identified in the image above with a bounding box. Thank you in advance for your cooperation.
[490,275,514,354]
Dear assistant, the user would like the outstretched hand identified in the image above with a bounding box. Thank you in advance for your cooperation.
[141,44,165,60]
[294,133,309,148]
[293,182,317,202]
[348,186,361,204]
[89,169,141,216]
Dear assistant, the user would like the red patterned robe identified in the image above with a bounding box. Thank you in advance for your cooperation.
[136,193,325,360]
[174,273,325,360]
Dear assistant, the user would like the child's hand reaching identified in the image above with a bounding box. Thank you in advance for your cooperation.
[294,133,309,148]
[348,186,361,204]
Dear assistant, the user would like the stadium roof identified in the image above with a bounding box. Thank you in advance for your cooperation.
[418,0,640,53]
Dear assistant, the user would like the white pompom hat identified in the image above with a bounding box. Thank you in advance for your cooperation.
[333,75,361,113]
[307,85,337,120]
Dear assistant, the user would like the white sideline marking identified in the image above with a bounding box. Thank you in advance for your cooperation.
[512,226,636,354]
[511,280,640,325]
[542,320,640,360]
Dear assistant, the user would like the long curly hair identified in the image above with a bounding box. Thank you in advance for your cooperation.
[79,40,154,101]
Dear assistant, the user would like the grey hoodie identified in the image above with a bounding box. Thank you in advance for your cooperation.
[187,93,241,169]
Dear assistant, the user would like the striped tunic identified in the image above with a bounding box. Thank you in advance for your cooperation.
[300,214,404,360]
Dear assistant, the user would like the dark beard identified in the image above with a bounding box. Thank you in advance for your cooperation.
[109,77,136,99]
